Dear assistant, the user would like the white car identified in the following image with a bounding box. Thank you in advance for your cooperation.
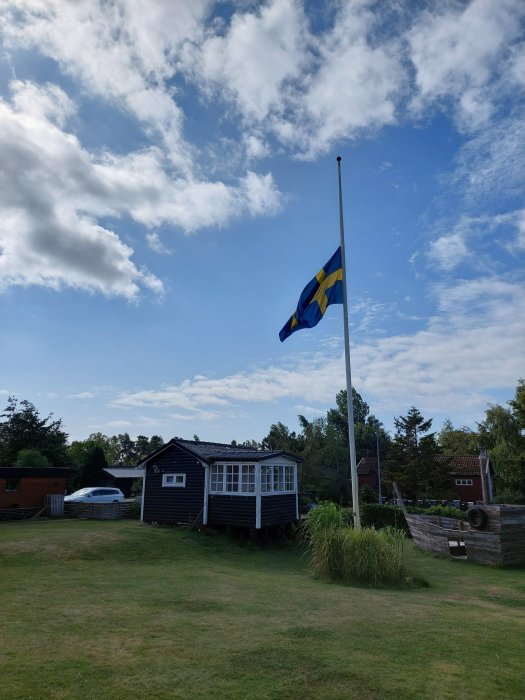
[64,487,125,504]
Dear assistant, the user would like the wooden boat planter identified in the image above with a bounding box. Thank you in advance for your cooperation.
[392,482,525,566]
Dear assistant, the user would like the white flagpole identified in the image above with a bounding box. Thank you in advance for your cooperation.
[336,156,361,529]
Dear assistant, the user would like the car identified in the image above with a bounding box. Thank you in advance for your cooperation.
[64,487,125,504]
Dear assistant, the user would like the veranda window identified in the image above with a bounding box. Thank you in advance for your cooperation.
[261,465,295,494]
[210,464,255,494]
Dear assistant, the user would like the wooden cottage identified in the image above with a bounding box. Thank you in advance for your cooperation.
[357,451,495,504]
[139,439,302,531]
[441,453,494,503]
[0,467,71,511]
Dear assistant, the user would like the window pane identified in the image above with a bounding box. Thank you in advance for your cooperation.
[261,465,271,493]
[284,465,294,491]
[273,466,284,492]
[226,465,239,492]
[211,465,224,492]
[241,465,255,493]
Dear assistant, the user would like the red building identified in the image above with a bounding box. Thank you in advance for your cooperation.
[0,467,71,510]
[357,452,494,503]
[442,454,494,503]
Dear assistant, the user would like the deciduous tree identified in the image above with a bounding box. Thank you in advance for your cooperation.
[0,397,69,467]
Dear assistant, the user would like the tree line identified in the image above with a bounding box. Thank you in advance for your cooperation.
[0,379,523,501]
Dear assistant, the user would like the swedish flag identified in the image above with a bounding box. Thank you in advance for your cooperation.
[279,247,343,342]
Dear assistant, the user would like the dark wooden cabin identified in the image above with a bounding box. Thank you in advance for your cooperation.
[139,439,302,530]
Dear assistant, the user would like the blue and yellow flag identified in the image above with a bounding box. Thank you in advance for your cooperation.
[279,247,343,342]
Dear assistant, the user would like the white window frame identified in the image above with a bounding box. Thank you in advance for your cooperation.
[260,464,296,495]
[455,478,473,486]
[162,473,186,488]
[209,464,256,495]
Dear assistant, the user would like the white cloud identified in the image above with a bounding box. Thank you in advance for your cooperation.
[146,232,172,255]
[294,2,403,157]
[0,0,211,171]
[10,80,75,127]
[428,233,470,271]
[67,392,96,400]
[112,275,524,428]
[192,0,309,122]
[427,211,525,271]
[182,0,405,158]
[452,112,525,205]
[0,81,282,297]
[0,95,163,299]
[408,0,525,129]
[510,210,525,252]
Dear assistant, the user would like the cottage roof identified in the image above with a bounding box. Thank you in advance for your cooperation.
[140,438,303,466]
[357,454,376,475]
[356,453,491,476]
[104,467,144,479]
[436,454,491,475]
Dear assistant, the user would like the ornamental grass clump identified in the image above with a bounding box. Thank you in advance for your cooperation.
[303,503,425,587]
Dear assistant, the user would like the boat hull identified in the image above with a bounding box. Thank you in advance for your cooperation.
[404,505,525,566]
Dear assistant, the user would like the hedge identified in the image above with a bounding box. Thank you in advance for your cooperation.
[361,503,466,535]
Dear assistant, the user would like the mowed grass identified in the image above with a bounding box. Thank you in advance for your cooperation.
[1,520,524,700]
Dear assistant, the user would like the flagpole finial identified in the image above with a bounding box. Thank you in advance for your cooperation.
[337,155,342,162]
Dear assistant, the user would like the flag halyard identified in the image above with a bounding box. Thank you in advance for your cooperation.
[279,247,343,342]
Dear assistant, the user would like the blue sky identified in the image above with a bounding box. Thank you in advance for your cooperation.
[0,0,524,444]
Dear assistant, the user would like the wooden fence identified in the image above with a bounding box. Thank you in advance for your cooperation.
[64,501,138,520]
[0,507,40,521]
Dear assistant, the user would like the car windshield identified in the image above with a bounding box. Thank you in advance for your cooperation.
[70,488,93,496]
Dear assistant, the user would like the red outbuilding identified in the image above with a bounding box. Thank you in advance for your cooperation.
[0,467,71,510]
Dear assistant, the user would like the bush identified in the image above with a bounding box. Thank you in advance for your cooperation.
[303,502,425,587]
[361,504,410,534]
[361,503,466,534]
[419,505,466,519]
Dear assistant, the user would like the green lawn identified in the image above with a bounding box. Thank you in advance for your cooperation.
[1,520,524,700]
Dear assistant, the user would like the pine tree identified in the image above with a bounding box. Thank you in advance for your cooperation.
[385,407,450,501]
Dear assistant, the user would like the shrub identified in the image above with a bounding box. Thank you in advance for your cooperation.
[301,500,351,540]
[361,504,410,534]
[361,503,466,534]
[420,505,466,519]
[304,502,425,587]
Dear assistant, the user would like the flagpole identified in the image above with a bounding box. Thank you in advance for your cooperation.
[336,156,361,529]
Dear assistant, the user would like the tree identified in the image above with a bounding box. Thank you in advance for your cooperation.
[509,378,525,428]
[75,445,108,489]
[0,397,69,467]
[385,407,450,501]
[326,388,390,464]
[438,419,479,455]
[14,448,50,468]
[477,384,525,501]
[261,422,304,453]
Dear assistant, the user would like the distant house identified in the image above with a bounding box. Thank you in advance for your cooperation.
[357,451,495,503]
[357,455,379,496]
[440,453,494,503]
[0,467,71,510]
[139,439,302,530]
[102,466,144,497]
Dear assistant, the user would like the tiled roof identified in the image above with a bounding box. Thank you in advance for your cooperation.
[142,439,303,464]
[356,454,488,476]
[437,455,488,475]
[357,455,376,475]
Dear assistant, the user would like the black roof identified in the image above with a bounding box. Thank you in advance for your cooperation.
[0,467,72,478]
[140,439,303,465]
